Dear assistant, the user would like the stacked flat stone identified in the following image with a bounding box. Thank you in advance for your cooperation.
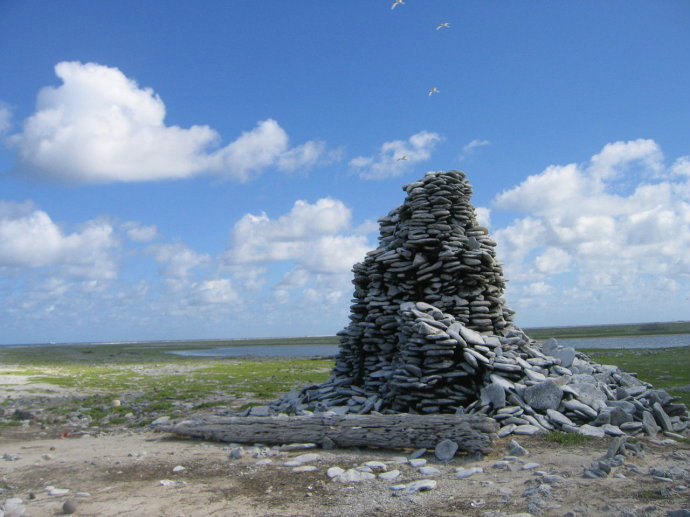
[268,171,689,439]
[333,170,514,387]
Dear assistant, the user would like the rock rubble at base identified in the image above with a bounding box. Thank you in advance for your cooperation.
[265,171,689,440]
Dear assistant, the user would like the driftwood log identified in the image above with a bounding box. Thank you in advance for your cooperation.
[157,413,497,454]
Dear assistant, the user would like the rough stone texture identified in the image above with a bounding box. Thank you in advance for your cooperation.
[434,439,458,461]
[264,171,690,440]
[524,380,563,411]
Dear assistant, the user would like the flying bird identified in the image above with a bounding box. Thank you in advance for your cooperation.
[396,155,409,161]
[428,87,439,96]
[436,22,451,30]
[391,0,404,9]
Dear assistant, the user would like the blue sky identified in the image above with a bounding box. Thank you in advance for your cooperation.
[1,1,688,345]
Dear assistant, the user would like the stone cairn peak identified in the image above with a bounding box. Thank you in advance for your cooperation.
[269,170,689,440]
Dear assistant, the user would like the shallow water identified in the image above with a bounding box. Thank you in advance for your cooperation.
[169,333,690,357]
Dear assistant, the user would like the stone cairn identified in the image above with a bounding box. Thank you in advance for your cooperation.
[269,170,689,440]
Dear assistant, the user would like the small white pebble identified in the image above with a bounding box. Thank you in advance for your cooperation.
[327,466,345,478]
[522,463,540,470]
[293,465,318,473]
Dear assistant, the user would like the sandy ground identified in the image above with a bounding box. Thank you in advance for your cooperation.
[2,370,689,517]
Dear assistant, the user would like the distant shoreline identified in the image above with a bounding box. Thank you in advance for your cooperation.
[1,321,688,348]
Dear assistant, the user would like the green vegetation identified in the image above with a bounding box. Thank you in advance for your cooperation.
[0,359,332,401]
[636,490,665,501]
[525,321,690,340]
[583,346,690,406]
[1,341,334,427]
[544,431,593,446]
[1,333,687,431]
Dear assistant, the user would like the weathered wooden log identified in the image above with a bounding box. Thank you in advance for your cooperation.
[156,413,497,454]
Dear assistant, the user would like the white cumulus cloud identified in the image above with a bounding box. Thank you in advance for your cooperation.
[588,138,662,181]
[8,61,331,183]
[226,198,358,265]
[226,197,374,307]
[491,139,690,322]
[474,206,491,228]
[147,243,209,279]
[350,131,443,180]
[0,200,118,280]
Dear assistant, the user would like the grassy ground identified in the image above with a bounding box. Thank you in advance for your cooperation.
[0,341,334,429]
[2,337,688,413]
[582,346,690,406]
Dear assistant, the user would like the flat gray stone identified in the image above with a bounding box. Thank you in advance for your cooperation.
[610,407,633,426]
[523,380,563,411]
[506,439,528,456]
[480,382,506,409]
[604,436,626,459]
[554,347,576,368]
[513,424,542,436]
[541,338,559,355]
[490,374,515,391]
[458,325,485,346]
[378,469,400,481]
[335,469,375,482]
[249,405,271,417]
[327,466,345,478]
[283,453,320,466]
[293,465,317,472]
[455,466,483,479]
[546,408,573,427]
[228,447,244,459]
[666,510,690,517]
[578,424,606,438]
[564,399,598,419]
[404,479,437,493]
[434,439,458,461]
[363,461,387,471]
[602,424,625,436]
[653,402,673,431]
[409,448,427,459]
[567,383,607,409]
[620,421,645,433]
[418,466,441,476]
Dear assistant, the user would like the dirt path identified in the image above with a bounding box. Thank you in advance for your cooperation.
[2,427,689,517]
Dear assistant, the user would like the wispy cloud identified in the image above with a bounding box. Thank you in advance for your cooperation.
[458,138,490,160]
[122,221,158,242]
[0,103,11,135]
[350,130,443,180]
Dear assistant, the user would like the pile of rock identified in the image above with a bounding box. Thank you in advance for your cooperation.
[269,171,689,439]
